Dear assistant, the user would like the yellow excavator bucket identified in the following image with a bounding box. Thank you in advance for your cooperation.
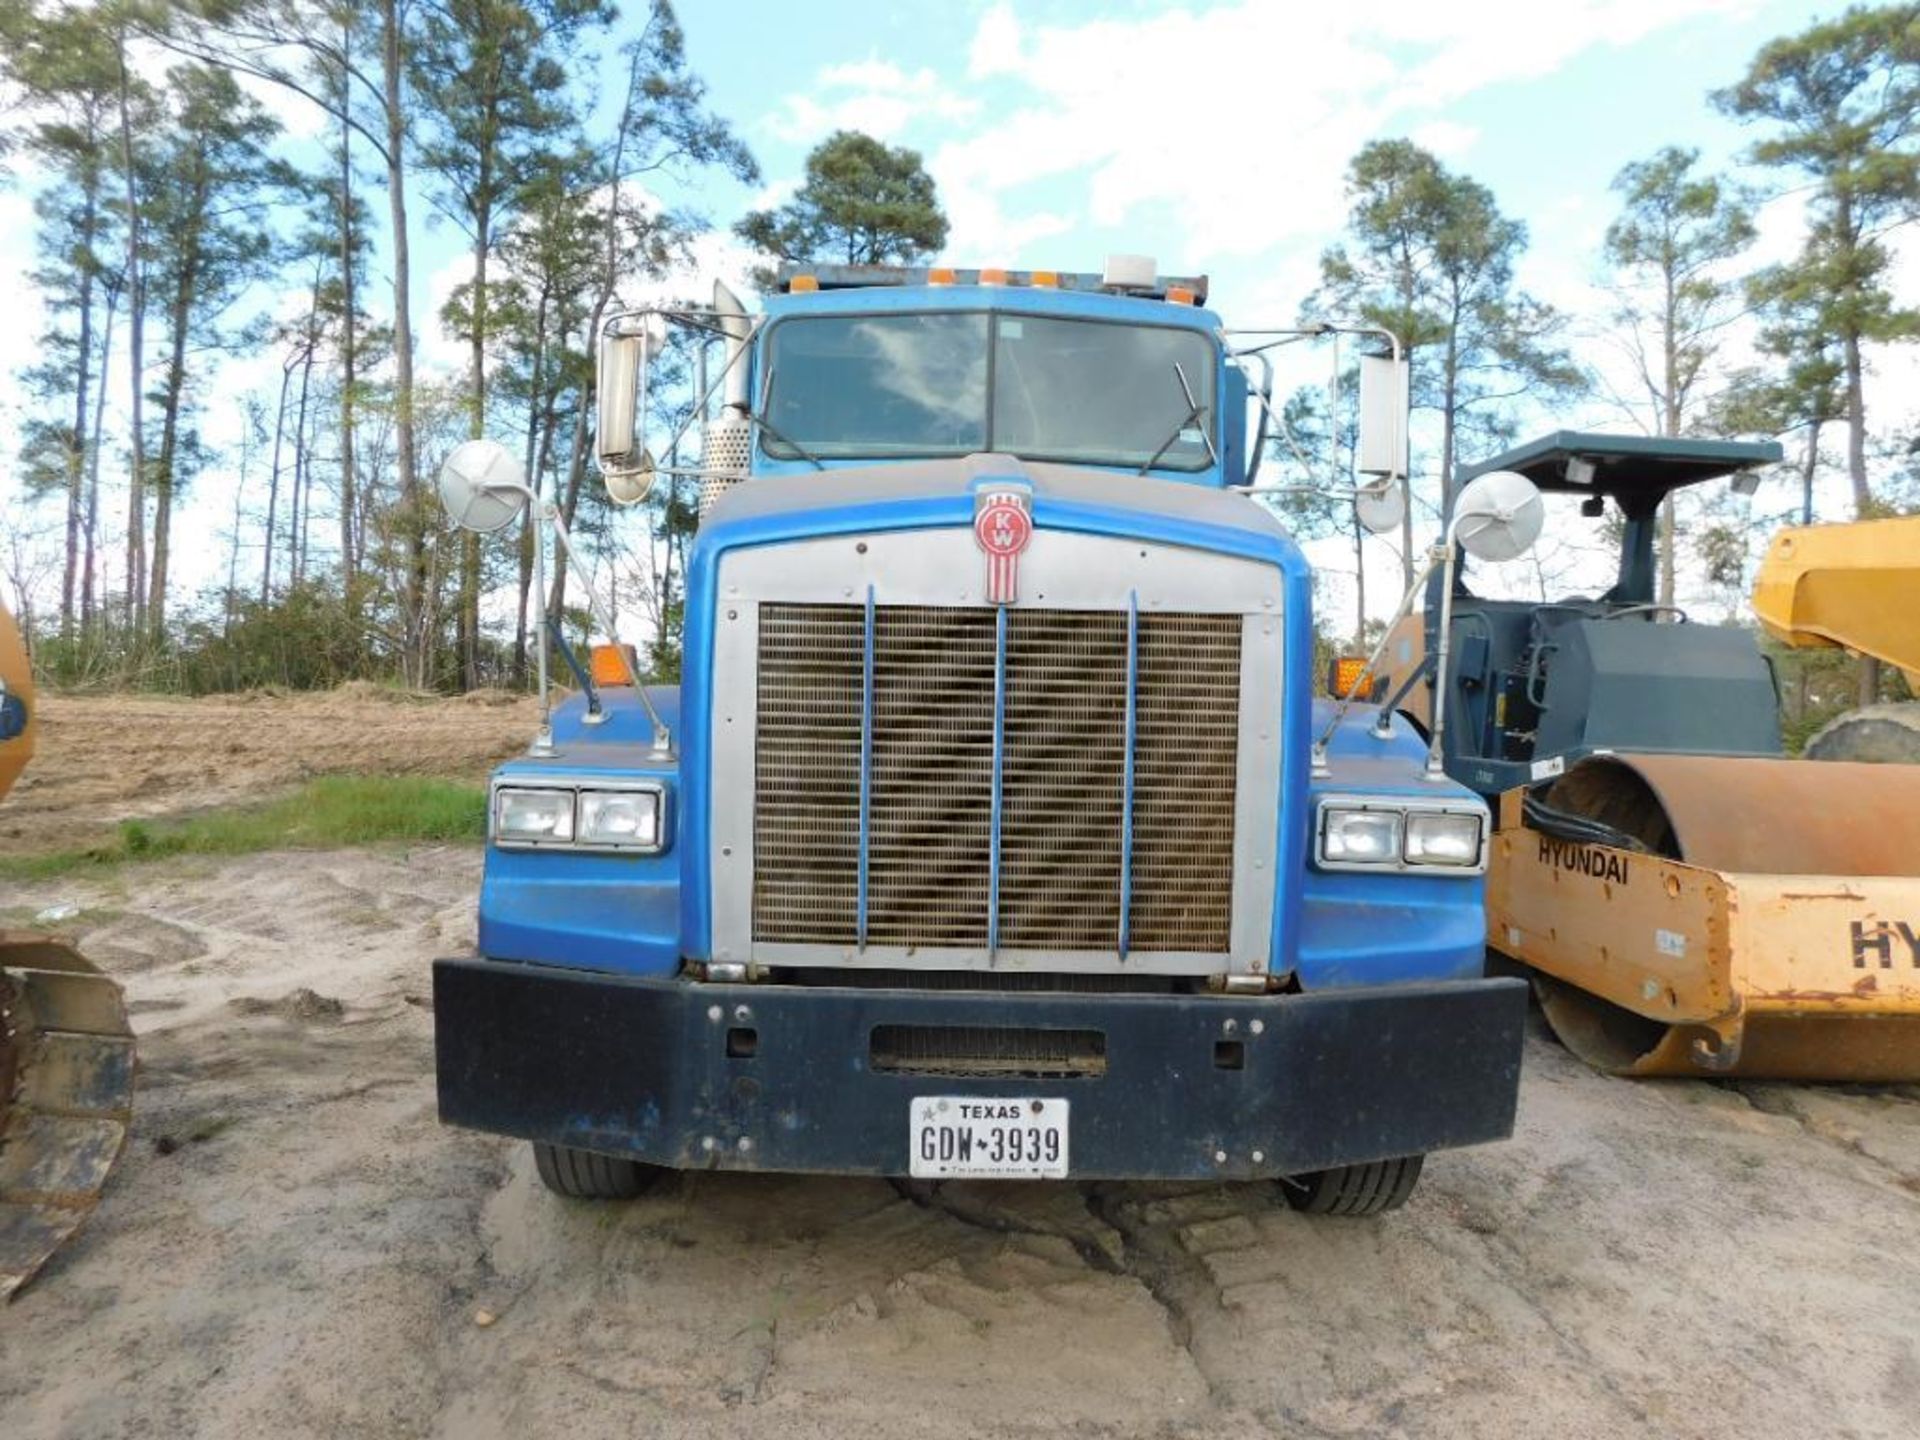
[0,935,135,1297]
[1753,514,1920,690]
[0,602,136,1298]
[1489,754,1920,1080]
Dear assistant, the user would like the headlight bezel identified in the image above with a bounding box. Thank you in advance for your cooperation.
[1403,809,1486,868]
[490,777,670,855]
[1313,794,1488,874]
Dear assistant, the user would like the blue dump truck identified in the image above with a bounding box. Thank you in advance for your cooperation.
[431,259,1527,1216]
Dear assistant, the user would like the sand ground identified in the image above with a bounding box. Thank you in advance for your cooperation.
[2,692,1918,1438]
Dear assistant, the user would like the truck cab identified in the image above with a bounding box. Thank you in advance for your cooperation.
[433,261,1524,1215]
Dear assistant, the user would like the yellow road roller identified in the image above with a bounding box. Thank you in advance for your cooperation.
[1368,433,1920,1080]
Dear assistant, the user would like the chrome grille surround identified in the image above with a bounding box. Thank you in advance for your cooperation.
[710,526,1286,978]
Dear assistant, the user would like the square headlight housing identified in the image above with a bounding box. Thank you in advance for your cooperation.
[1320,806,1404,865]
[491,779,668,854]
[1404,809,1486,868]
[1314,796,1488,874]
[578,788,662,850]
[494,786,575,845]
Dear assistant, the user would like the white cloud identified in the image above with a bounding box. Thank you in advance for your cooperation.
[0,189,48,402]
[968,3,1022,79]
[769,58,978,145]
[1409,119,1480,160]
[916,0,1751,268]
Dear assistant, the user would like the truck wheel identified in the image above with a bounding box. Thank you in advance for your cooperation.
[1280,1155,1424,1216]
[532,1142,668,1200]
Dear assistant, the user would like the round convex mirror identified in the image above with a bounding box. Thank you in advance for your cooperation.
[1355,479,1406,535]
[438,440,530,534]
[1451,469,1545,562]
[604,450,656,506]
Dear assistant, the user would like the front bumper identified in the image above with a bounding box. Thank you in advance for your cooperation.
[433,959,1526,1181]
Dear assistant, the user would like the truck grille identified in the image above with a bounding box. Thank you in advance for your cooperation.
[752,603,1242,953]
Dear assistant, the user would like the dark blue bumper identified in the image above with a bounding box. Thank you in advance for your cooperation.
[433,959,1526,1182]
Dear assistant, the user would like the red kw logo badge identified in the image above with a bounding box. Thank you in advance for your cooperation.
[973,486,1033,604]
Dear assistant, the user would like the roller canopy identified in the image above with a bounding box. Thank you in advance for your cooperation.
[1459,432,1782,506]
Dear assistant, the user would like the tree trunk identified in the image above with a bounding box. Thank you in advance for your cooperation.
[263,358,292,603]
[1800,418,1819,527]
[116,31,148,636]
[337,18,359,607]
[83,275,119,639]
[1657,496,1676,609]
[1841,332,1870,517]
[225,419,250,637]
[1351,512,1367,648]
[456,156,497,692]
[148,173,208,643]
[382,0,426,686]
[1837,191,1876,704]
[61,172,100,644]
[512,284,555,686]
[291,323,317,586]
[549,380,591,623]
[1438,302,1463,521]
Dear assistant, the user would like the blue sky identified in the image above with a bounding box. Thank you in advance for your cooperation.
[0,0,1876,623]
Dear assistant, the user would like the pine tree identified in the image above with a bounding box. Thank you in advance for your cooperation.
[1313,139,1581,585]
[1602,146,1756,606]
[411,0,615,688]
[1717,3,1920,701]
[737,129,948,272]
[0,0,124,642]
[140,62,281,641]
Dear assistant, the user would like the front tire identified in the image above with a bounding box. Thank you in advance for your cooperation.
[532,1142,669,1200]
[1280,1154,1424,1216]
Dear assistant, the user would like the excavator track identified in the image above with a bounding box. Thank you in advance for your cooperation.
[0,932,135,1299]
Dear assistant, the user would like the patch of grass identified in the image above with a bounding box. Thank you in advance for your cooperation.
[0,775,487,880]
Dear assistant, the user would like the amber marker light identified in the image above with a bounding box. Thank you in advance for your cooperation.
[591,643,640,688]
[1327,655,1373,699]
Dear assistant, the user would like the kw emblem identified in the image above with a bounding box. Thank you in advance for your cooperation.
[974,485,1033,605]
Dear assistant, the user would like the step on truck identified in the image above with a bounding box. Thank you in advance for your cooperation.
[430,258,1528,1215]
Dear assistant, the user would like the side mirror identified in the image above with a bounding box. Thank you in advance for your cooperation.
[596,327,648,472]
[1356,352,1409,480]
[1355,479,1405,536]
[437,440,530,533]
[1451,470,1545,561]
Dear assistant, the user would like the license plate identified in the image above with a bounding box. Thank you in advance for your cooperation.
[909,1096,1069,1180]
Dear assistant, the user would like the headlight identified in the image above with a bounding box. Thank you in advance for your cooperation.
[495,787,575,844]
[1314,796,1488,873]
[1404,810,1484,867]
[579,789,661,849]
[1321,807,1403,864]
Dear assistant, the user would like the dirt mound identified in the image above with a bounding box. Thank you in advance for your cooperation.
[229,988,346,1023]
[0,688,539,856]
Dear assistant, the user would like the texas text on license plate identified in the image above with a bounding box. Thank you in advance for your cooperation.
[909,1097,1070,1180]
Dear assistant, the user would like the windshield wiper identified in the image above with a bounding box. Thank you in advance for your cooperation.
[752,366,826,471]
[1138,361,1217,474]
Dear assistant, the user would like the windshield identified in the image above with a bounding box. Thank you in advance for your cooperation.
[760,311,1216,472]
